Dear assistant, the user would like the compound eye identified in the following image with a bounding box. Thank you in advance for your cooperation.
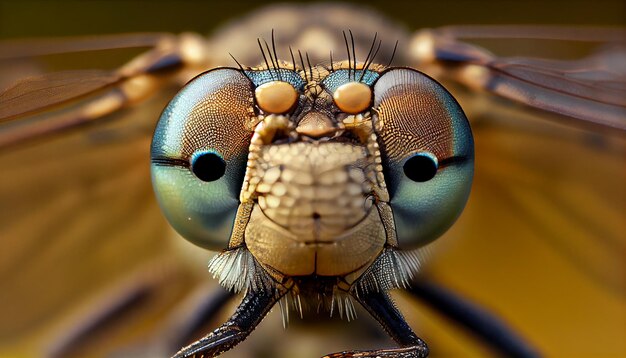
[333,81,372,114]
[255,81,298,114]
[403,152,438,182]
[151,68,255,251]
[191,151,226,182]
[373,68,474,248]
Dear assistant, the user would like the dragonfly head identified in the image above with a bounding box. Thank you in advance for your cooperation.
[150,60,473,280]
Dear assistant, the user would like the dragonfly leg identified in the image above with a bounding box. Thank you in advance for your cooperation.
[323,290,428,358]
[171,288,285,358]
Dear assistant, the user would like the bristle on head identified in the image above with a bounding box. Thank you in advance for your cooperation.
[207,247,275,293]
[355,247,430,296]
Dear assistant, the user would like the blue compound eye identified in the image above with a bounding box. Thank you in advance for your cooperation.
[150,68,257,251]
[373,68,474,248]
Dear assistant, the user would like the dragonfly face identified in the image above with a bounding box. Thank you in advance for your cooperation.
[151,60,473,279]
[150,54,473,355]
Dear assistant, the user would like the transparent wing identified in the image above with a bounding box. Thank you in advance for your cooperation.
[411,26,626,130]
[0,70,122,119]
[0,32,211,148]
[0,32,175,59]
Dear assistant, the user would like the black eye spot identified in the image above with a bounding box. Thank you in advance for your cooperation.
[191,152,226,182]
[403,153,438,182]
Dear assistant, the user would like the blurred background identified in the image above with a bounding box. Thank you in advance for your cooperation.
[1,0,624,37]
[0,0,624,357]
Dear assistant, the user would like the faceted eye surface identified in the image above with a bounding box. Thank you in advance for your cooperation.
[333,81,372,114]
[151,68,256,250]
[373,68,474,248]
[254,80,298,114]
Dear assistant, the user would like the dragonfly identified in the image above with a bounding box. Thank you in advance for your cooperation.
[0,3,624,357]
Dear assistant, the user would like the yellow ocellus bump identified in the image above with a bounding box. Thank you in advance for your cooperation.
[255,81,298,114]
[333,82,372,114]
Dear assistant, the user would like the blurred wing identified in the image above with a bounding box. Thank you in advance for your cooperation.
[412,26,626,130]
[0,32,205,148]
[0,70,122,119]
[0,32,175,60]
[475,51,626,129]
[0,70,161,148]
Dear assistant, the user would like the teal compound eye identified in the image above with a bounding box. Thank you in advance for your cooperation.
[373,68,474,248]
[150,68,257,250]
